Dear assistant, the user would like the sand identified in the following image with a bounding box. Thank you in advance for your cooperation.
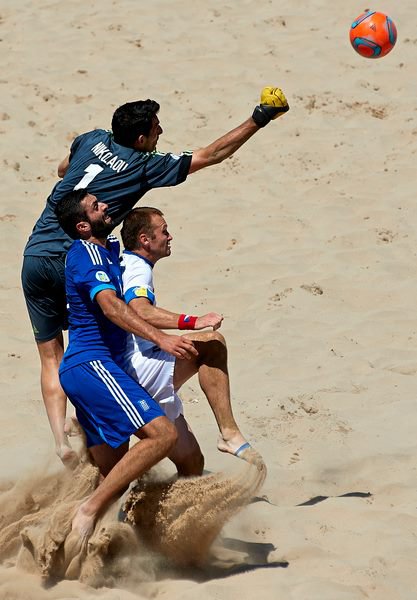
[1,0,417,598]
[0,430,266,590]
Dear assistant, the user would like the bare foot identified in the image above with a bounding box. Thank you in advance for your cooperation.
[72,500,97,540]
[217,432,247,456]
[217,435,265,470]
[62,501,96,579]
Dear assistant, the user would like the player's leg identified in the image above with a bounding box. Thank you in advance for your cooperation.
[123,349,204,476]
[72,415,177,540]
[174,331,255,459]
[60,360,177,539]
[88,440,129,478]
[21,255,76,467]
[37,334,77,467]
[168,414,204,476]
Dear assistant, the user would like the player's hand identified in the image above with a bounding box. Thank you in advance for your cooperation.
[252,87,289,127]
[159,333,198,360]
[195,312,223,331]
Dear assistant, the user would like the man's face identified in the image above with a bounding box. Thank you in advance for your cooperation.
[147,214,172,262]
[82,194,114,238]
[142,116,163,152]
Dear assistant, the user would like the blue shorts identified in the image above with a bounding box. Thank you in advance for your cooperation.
[59,359,165,448]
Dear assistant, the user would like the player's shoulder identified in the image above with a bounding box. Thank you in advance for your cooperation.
[121,250,152,271]
[66,239,83,259]
[120,249,135,264]
[74,128,109,144]
[68,239,107,267]
[121,251,153,283]
[70,128,110,153]
[66,239,87,272]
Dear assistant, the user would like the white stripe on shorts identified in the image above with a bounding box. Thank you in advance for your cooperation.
[90,360,145,429]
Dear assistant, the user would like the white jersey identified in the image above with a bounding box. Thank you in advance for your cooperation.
[120,250,182,421]
[121,250,157,359]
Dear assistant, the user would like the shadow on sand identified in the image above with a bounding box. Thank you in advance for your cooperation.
[250,491,372,508]
[176,537,288,582]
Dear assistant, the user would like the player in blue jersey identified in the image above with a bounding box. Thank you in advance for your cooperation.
[119,207,263,475]
[21,87,289,467]
[55,188,198,541]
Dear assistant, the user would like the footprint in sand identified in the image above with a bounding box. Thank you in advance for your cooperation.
[300,283,323,295]
[289,451,301,465]
[376,229,395,243]
[268,287,293,307]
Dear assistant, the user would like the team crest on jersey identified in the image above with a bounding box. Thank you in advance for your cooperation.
[95,271,110,282]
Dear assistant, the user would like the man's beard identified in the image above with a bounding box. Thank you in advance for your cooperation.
[90,219,114,238]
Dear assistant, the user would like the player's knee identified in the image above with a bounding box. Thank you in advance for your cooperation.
[37,336,65,364]
[199,331,227,363]
[177,448,204,477]
[190,448,204,475]
[161,419,178,454]
[209,330,226,347]
[143,416,178,453]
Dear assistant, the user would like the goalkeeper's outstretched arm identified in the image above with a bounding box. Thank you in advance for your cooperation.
[189,87,289,174]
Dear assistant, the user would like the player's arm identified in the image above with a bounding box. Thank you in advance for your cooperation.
[57,155,70,178]
[189,119,258,174]
[129,296,223,331]
[188,87,289,175]
[95,288,198,359]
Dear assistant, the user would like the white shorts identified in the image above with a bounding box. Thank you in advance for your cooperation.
[122,348,183,422]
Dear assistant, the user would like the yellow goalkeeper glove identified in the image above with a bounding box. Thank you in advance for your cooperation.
[252,87,289,127]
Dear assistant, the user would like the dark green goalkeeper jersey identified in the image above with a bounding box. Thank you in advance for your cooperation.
[24,128,192,257]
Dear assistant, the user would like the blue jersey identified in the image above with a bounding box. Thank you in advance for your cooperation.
[59,235,127,372]
[24,129,192,257]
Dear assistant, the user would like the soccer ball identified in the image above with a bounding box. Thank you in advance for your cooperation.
[350,10,397,58]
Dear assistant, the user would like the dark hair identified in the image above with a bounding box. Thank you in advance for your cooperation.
[121,207,164,250]
[55,188,89,239]
[111,100,160,147]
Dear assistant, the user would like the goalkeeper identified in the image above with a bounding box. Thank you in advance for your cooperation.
[22,86,289,470]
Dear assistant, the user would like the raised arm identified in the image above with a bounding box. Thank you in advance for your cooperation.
[189,86,289,175]
[189,118,258,174]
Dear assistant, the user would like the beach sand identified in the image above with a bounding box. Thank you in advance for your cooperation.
[1,0,417,598]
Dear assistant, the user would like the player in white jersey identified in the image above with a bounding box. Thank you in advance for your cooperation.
[120,207,262,475]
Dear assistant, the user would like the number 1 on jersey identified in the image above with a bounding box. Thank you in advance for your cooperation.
[74,164,104,190]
